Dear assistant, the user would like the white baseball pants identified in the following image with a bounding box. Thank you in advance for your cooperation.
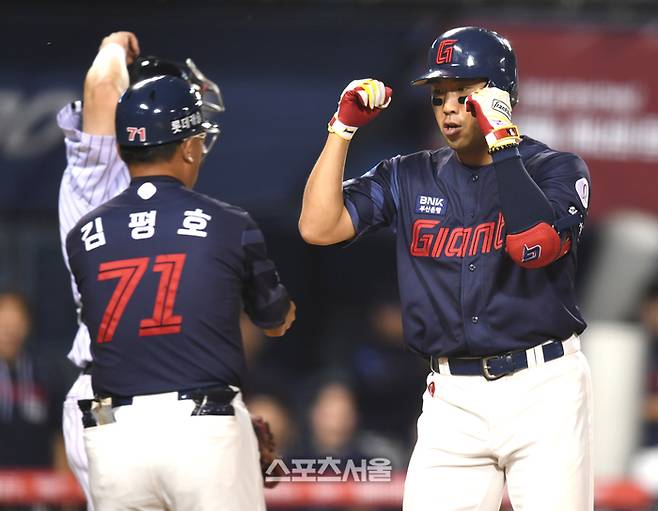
[403,342,593,511]
[84,390,264,511]
[63,372,94,510]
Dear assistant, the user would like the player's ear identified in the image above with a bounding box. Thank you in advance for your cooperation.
[180,137,195,164]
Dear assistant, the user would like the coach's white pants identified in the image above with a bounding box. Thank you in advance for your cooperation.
[84,390,265,511]
[403,348,593,511]
[63,372,94,510]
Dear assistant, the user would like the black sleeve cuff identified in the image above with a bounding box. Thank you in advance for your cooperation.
[491,146,521,164]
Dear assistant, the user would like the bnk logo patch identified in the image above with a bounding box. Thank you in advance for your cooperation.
[415,195,447,215]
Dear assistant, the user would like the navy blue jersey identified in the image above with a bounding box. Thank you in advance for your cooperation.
[343,137,590,358]
[66,176,290,396]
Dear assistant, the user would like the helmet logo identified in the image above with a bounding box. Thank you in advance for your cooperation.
[126,127,147,143]
[171,112,203,134]
[436,39,458,64]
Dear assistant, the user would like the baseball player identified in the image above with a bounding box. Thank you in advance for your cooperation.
[65,74,295,511]
[57,32,228,508]
[58,32,136,508]
[299,26,593,510]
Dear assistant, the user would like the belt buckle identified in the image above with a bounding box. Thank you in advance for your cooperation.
[481,354,512,381]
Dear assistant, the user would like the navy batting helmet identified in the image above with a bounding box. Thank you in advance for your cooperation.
[115,75,219,152]
[412,26,519,106]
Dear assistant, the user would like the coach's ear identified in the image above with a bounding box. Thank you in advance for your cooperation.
[178,136,204,188]
[181,135,203,164]
[176,137,191,164]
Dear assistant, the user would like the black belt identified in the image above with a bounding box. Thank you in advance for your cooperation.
[82,362,93,375]
[429,340,566,381]
[106,386,237,414]
[79,385,237,427]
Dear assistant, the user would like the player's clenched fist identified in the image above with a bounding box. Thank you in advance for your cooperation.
[99,31,140,65]
[328,79,393,141]
[465,87,521,153]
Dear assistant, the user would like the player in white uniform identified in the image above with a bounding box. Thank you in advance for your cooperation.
[58,31,136,508]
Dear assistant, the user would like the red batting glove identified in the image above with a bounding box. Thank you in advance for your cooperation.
[465,87,521,153]
[328,79,393,140]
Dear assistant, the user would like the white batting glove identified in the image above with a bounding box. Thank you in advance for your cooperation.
[328,79,393,141]
[465,87,521,153]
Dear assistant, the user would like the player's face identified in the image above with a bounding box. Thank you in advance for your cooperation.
[432,79,489,161]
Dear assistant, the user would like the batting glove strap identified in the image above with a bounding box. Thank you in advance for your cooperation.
[328,78,392,141]
[486,124,521,153]
[328,115,358,141]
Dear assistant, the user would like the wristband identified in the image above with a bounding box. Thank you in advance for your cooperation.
[92,42,127,68]
[486,124,521,153]
[328,116,357,141]
[90,42,129,91]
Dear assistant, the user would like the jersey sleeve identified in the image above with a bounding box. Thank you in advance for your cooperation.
[342,157,400,241]
[535,153,591,247]
[57,101,130,244]
[241,216,291,328]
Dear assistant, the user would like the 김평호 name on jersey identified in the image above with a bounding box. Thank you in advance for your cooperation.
[80,207,212,251]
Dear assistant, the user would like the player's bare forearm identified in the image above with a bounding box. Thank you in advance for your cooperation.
[298,134,356,245]
[300,79,391,245]
[83,31,140,135]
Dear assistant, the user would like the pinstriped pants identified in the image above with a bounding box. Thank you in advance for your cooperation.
[63,372,94,510]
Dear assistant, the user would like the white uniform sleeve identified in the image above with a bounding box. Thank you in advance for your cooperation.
[58,101,130,243]
[57,101,130,367]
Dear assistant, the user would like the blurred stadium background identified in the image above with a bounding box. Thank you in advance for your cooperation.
[2,0,658,509]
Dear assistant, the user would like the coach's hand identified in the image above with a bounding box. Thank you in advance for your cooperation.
[99,31,141,65]
[465,87,521,153]
[263,301,296,337]
[328,79,392,141]
[252,416,282,488]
